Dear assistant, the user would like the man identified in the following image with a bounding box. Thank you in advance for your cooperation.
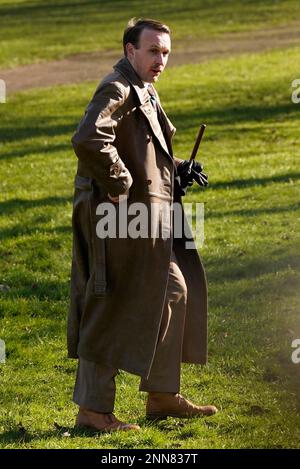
[68,18,217,432]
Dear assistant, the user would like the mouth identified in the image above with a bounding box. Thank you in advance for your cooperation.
[151,69,162,75]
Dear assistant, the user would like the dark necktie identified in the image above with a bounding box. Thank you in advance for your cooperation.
[147,84,158,112]
[147,84,166,135]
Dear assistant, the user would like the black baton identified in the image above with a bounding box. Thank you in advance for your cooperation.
[188,123,206,173]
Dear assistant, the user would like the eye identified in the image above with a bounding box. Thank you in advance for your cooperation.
[149,48,169,56]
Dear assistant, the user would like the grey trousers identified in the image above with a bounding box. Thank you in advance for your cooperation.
[73,250,187,413]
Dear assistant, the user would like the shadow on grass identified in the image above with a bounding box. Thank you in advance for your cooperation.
[1,99,298,160]
[206,201,300,219]
[0,415,188,446]
[170,102,299,130]
[206,245,300,284]
[0,196,72,216]
[0,223,72,241]
[2,278,70,303]
[0,424,105,445]
[1,142,72,161]
[0,117,77,147]
[0,0,131,23]
[206,172,300,191]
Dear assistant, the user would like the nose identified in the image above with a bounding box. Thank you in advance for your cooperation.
[156,53,164,66]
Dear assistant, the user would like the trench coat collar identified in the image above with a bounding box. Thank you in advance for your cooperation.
[114,56,150,105]
[114,57,175,158]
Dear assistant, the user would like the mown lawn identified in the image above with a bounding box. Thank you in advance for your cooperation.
[0,45,300,448]
[0,0,299,68]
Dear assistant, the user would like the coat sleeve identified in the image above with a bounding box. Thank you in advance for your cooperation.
[174,157,184,167]
[72,82,133,197]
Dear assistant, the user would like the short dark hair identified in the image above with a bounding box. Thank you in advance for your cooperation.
[123,18,171,56]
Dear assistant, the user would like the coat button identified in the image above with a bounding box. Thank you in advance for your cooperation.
[147,179,152,185]
[146,135,152,143]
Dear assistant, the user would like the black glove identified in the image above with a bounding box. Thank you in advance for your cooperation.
[176,160,208,195]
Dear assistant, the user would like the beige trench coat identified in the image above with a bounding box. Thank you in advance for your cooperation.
[67,57,208,379]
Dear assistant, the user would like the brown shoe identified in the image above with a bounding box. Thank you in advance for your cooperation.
[75,408,141,432]
[146,392,218,420]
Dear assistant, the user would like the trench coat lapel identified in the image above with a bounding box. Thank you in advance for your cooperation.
[139,100,172,157]
[157,101,176,143]
[114,57,174,159]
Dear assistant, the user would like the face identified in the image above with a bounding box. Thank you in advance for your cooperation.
[126,28,171,83]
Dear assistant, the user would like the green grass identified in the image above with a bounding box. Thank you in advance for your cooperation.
[0,0,300,68]
[0,45,300,448]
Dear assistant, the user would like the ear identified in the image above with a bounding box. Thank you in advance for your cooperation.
[126,42,135,59]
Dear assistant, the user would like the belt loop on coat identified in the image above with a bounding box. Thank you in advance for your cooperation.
[89,187,107,297]
[94,238,107,296]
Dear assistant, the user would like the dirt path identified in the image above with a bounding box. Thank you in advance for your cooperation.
[1,22,300,94]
